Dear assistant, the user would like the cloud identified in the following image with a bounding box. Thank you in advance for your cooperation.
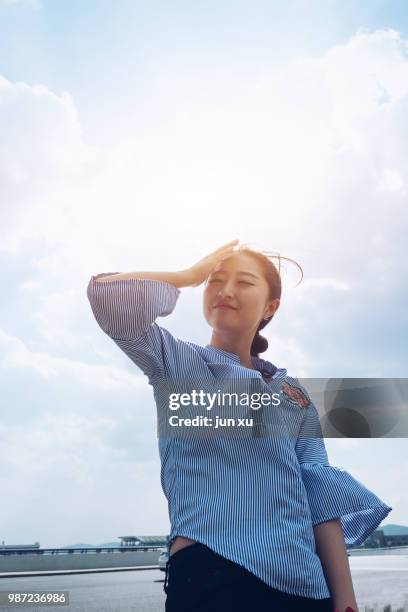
[0,327,166,545]
[0,413,167,547]
[1,26,407,545]
[0,327,146,391]
[2,27,407,375]
[296,278,350,292]
[0,0,41,10]
[326,438,403,524]
[0,74,97,255]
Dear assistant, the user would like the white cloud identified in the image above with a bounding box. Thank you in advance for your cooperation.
[3,28,408,286]
[378,167,405,193]
[0,0,41,8]
[0,75,98,255]
[5,27,403,372]
[1,26,408,545]
[0,327,165,545]
[295,278,351,292]
[326,438,404,524]
[0,328,146,393]
[0,415,168,547]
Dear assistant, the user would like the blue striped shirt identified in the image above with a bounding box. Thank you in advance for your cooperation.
[87,273,393,599]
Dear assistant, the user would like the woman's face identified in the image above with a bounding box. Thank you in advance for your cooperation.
[203,252,279,338]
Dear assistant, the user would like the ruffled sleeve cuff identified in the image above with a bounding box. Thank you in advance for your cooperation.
[300,462,393,547]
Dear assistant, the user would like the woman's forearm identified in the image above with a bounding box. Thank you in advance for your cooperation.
[94,269,193,288]
[93,240,240,288]
[313,518,359,611]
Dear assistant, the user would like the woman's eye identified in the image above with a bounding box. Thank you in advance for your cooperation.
[208,279,253,285]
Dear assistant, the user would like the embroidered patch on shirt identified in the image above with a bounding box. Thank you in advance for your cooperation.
[281,382,311,408]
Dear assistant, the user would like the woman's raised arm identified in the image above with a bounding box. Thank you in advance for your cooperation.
[93,239,240,287]
[86,239,240,380]
[94,269,193,287]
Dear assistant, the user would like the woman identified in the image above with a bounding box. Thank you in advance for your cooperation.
[87,239,392,612]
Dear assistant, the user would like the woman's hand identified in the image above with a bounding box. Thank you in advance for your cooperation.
[183,239,239,287]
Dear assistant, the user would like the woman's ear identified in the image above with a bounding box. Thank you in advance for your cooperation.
[265,298,280,319]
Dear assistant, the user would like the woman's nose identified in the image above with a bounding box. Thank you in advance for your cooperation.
[218,284,235,297]
[218,289,234,300]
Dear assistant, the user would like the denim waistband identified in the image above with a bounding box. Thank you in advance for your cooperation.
[164,542,240,595]
[168,542,208,565]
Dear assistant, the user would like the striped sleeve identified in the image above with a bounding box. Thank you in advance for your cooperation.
[294,384,393,547]
[87,273,181,380]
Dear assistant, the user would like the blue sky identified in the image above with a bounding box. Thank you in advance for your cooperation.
[0,0,407,548]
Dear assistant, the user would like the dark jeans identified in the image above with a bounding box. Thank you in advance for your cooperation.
[163,542,333,612]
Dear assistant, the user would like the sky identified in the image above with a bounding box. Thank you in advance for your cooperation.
[0,0,407,548]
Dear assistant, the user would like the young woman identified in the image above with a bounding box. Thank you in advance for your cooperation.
[87,239,392,612]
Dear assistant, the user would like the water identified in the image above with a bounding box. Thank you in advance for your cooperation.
[350,547,408,557]
[349,554,408,611]
[0,569,166,612]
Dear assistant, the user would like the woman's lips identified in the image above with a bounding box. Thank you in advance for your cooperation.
[214,304,237,310]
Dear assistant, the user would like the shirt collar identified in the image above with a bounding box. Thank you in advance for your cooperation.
[205,345,277,376]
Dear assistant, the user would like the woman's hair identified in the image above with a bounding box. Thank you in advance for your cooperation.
[232,245,303,357]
